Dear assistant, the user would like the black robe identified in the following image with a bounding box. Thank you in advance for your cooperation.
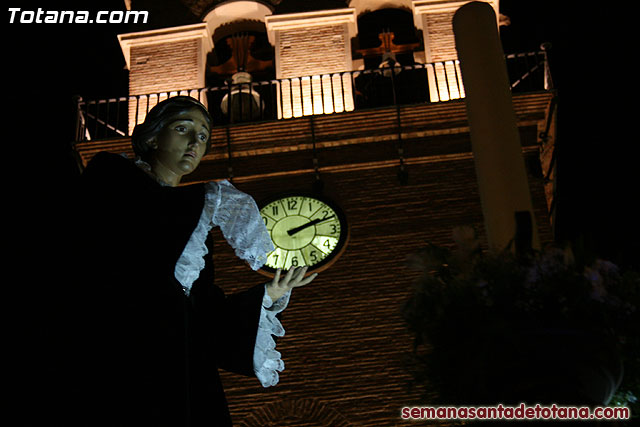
[52,152,266,426]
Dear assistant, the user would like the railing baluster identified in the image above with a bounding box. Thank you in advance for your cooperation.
[237,84,243,122]
[133,95,139,134]
[435,63,443,102]
[93,102,99,139]
[256,83,262,121]
[250,82,254,121]
[443,62,452,101]
[314,74,324,114]
[520,53,529,91]
[453,61,462,98]
[75,97,85,141]
[300,77,305,117]
[541,44,553,90]
[333,74,339,112]
[278,79,283,120]
[115,98,121,138]
[421,63,429,102]
[340,71,346,112]
[105,100,111,139]
[288,77,294,119]
[532,52,542,92]
[350,70,357,110]
[309,77,316,114]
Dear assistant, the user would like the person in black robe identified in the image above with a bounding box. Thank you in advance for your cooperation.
[50,96,317,426]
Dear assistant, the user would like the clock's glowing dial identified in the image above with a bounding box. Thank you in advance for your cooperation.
[259,194,347,271]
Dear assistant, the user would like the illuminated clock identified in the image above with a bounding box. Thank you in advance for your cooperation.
[258,193,348,273]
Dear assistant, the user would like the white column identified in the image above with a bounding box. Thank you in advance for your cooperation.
[453,1,540,252]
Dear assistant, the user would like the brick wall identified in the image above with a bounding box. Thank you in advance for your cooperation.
[421,10,464,102]
[127,38,202,133]
[119,24,212,134]
[415,1,500,101]
[74,90,555,425]
[278,24,349,78]
[266,9,357,118]
[129,39,200,95]
[414,1,500,63]
[423,11,458,62]
[276,23,354,118]
[212,153,552,426]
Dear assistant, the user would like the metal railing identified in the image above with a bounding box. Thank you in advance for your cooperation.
[74,49,551,142]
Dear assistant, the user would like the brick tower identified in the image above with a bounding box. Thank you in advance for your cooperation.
[73,1,556,424]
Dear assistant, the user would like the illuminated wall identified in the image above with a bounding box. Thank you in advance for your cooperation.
[412,0,499,101]
[265,9,358,119]
[118,23,212,134]
[117,0,502,128]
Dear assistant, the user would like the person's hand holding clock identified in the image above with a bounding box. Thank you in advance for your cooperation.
[266,266,317,301]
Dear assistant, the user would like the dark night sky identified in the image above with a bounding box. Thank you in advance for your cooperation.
[8,0,638,269]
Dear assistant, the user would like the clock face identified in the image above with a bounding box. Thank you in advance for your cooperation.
[259,193,348,272]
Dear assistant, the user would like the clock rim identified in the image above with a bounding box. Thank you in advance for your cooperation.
[257,191,349,276]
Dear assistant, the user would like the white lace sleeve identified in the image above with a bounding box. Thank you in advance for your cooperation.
[207,180,275,270]
[174,180,274,296]
[254,286,291,387]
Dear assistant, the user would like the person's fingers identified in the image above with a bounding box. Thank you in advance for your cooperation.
[284,266,296,285]
[278,266,296,287]
[293,271,318,288]
[295,266,308,280]
[275,266,316,289]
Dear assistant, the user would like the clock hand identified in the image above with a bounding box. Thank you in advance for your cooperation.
[287,218,321,236]
[287,215,336,236]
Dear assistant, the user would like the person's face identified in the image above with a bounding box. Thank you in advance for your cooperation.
[147,108,210,181]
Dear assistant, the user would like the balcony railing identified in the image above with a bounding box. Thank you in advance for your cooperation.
[74,50,551,142]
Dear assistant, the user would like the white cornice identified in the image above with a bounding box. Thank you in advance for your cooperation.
[264,8,358,45]
[412,1,499,29]
[118,23,214,69]
[412,0,470,13]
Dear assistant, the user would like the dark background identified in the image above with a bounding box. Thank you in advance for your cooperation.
[7,0,637,421]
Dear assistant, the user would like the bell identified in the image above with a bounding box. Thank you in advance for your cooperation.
[221,72,263,122]
[379,51,401,78]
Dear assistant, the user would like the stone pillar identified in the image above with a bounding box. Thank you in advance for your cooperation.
[453,1,540,252]
[118,23,214,134]
[412,0,498,101]
[265,9,358,118]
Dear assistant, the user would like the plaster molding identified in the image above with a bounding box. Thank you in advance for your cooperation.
[265,8,357,45]
[118,23,214,69]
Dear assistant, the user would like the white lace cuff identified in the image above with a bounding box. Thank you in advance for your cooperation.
[253,286,291,387]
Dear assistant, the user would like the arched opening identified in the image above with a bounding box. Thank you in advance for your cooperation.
[203,1,276,123]
[353,8,429,108]
[206,28,276,123]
